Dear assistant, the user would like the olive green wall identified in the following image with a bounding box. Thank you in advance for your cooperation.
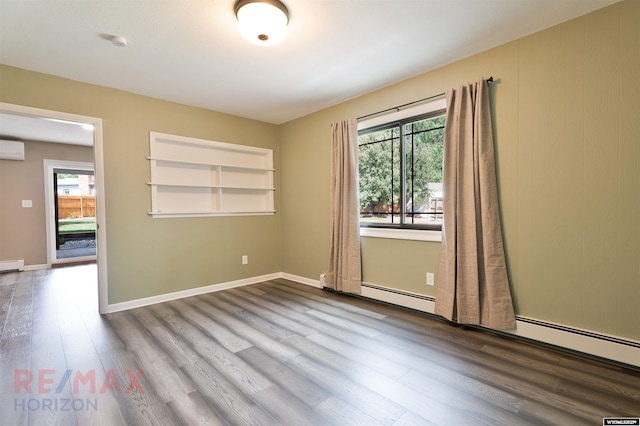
[1,1,637,341]
[0,65,281,304]
[280,0,639,341]
[0,141,93,265]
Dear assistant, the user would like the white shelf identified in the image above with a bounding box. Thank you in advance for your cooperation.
[148,132,274,218]
[146,157,275,171]
[148,210,276,219]
[147,182,275,190]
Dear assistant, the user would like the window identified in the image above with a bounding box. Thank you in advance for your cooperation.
[358,109,445,231]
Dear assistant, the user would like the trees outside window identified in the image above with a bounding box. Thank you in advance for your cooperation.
[358,111,445,230]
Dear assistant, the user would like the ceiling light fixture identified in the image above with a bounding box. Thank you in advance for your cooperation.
[234,0,289,47]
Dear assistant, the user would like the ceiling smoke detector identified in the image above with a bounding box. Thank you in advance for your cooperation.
[110,35,127,47]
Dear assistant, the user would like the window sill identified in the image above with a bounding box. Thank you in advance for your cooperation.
[360,227,442,242]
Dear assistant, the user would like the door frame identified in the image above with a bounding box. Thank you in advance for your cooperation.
[0,102,109,314]
[44,160,96,266]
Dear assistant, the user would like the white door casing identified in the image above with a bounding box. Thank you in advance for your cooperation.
[0,102,108,314]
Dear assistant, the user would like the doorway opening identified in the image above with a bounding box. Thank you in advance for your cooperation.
[54,168,97,260]
[1,102,107,314]
[45,160,96,266]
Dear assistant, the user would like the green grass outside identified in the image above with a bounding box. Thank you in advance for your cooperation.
[59,217,96,233]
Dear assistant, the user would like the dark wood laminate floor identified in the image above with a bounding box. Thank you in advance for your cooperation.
[1,265,638,425]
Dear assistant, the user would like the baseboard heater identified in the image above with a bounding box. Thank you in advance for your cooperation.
[359,282,640,370]
[0,260,25,272]
[514,316,640,349]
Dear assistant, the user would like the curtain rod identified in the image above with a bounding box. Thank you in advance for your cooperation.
[357,76,493,121]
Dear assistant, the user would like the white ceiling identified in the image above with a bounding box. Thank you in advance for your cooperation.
[0,0,620,144]
[0,113,95,146]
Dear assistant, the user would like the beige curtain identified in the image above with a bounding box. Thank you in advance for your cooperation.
[435,79,516,330]
[325,118,361,294]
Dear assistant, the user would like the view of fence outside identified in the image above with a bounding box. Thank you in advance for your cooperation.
[58,195,96,219]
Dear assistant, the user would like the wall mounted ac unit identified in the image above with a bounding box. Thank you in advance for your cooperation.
[0,140,25,161]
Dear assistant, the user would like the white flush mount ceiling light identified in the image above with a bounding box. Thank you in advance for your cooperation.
[234,0,289,46]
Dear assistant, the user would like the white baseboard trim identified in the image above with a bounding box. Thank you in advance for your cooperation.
[279,272,323,288]
[106,272,281,313]
[23,263,49,271]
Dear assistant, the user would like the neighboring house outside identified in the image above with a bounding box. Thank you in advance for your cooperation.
[57,174,95,195]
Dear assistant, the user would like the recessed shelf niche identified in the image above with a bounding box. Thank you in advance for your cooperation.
[147,132,274,218]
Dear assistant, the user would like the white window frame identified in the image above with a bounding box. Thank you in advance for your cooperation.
[358,97,446,242]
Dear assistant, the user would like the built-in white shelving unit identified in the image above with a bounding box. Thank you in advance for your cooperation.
[147,132,274,218]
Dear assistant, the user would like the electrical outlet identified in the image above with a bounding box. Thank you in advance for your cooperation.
[426,272,435,286]
[242,255,248,265]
